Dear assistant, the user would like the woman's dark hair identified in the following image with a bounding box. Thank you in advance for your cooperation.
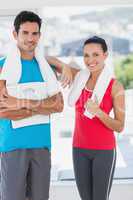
[14,11,42,33]
[84,36,108,52]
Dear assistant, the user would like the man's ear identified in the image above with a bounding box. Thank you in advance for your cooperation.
[12,30,18,40]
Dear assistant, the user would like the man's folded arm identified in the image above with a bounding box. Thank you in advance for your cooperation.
[0,108,36,120]
[0,79,64,120]
[26,92,64,115]
[0,92,64,120]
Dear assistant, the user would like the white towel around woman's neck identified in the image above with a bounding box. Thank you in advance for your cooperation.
[0,43,60,128]
[68,65,114,119]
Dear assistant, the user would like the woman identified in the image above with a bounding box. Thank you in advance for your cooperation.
[47,36,125,200]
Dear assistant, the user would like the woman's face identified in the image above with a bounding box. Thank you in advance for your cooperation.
[83,43,108,73]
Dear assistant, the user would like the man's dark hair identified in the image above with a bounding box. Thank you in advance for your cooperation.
[84,36,108,52]
[14,11,42,33]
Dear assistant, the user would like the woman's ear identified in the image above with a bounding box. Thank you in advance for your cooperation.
[104,51,108,59]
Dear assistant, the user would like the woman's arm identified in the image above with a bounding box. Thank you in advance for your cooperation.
[86,80,125,133]
[96,80,125,132]
[46,56,79,87]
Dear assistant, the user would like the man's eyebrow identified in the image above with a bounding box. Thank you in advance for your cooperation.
[22,30,39,34]
[32,31,39,34]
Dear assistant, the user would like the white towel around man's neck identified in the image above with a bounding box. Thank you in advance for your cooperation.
[0,43,60,128]
[0,43,59,96]
[68,65,114,119]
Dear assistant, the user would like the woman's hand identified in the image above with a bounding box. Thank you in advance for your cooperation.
[60,64,73,88]
[46,56,79,88]
[85,96,101,116]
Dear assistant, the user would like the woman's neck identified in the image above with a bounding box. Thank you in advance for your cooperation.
[90,65,104,80]
[90,70,102,81]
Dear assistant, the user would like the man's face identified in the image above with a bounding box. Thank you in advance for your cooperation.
[13,21,41,53]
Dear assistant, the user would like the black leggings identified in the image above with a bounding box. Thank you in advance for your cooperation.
[73,148,116,200]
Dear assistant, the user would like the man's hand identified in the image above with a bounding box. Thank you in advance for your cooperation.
[28,92,64,115]
[38,92,64,114]
[0,80,8,98]
[0,80,26,112]
[0,94,25,112]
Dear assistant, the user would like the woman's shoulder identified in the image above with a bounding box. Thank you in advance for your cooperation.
[111,79,125,98]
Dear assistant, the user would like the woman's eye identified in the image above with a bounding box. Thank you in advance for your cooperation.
[84,54,89,58]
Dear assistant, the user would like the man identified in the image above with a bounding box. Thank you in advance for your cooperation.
[0,11,63,200]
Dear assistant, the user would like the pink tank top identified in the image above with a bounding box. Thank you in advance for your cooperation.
[73,79,116,150]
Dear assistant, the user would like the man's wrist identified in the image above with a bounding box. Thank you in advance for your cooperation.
[22,99,40,110]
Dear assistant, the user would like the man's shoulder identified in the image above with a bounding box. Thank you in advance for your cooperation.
[0,57,6,68]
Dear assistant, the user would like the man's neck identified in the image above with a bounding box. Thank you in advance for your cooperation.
[20,50,35,60]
